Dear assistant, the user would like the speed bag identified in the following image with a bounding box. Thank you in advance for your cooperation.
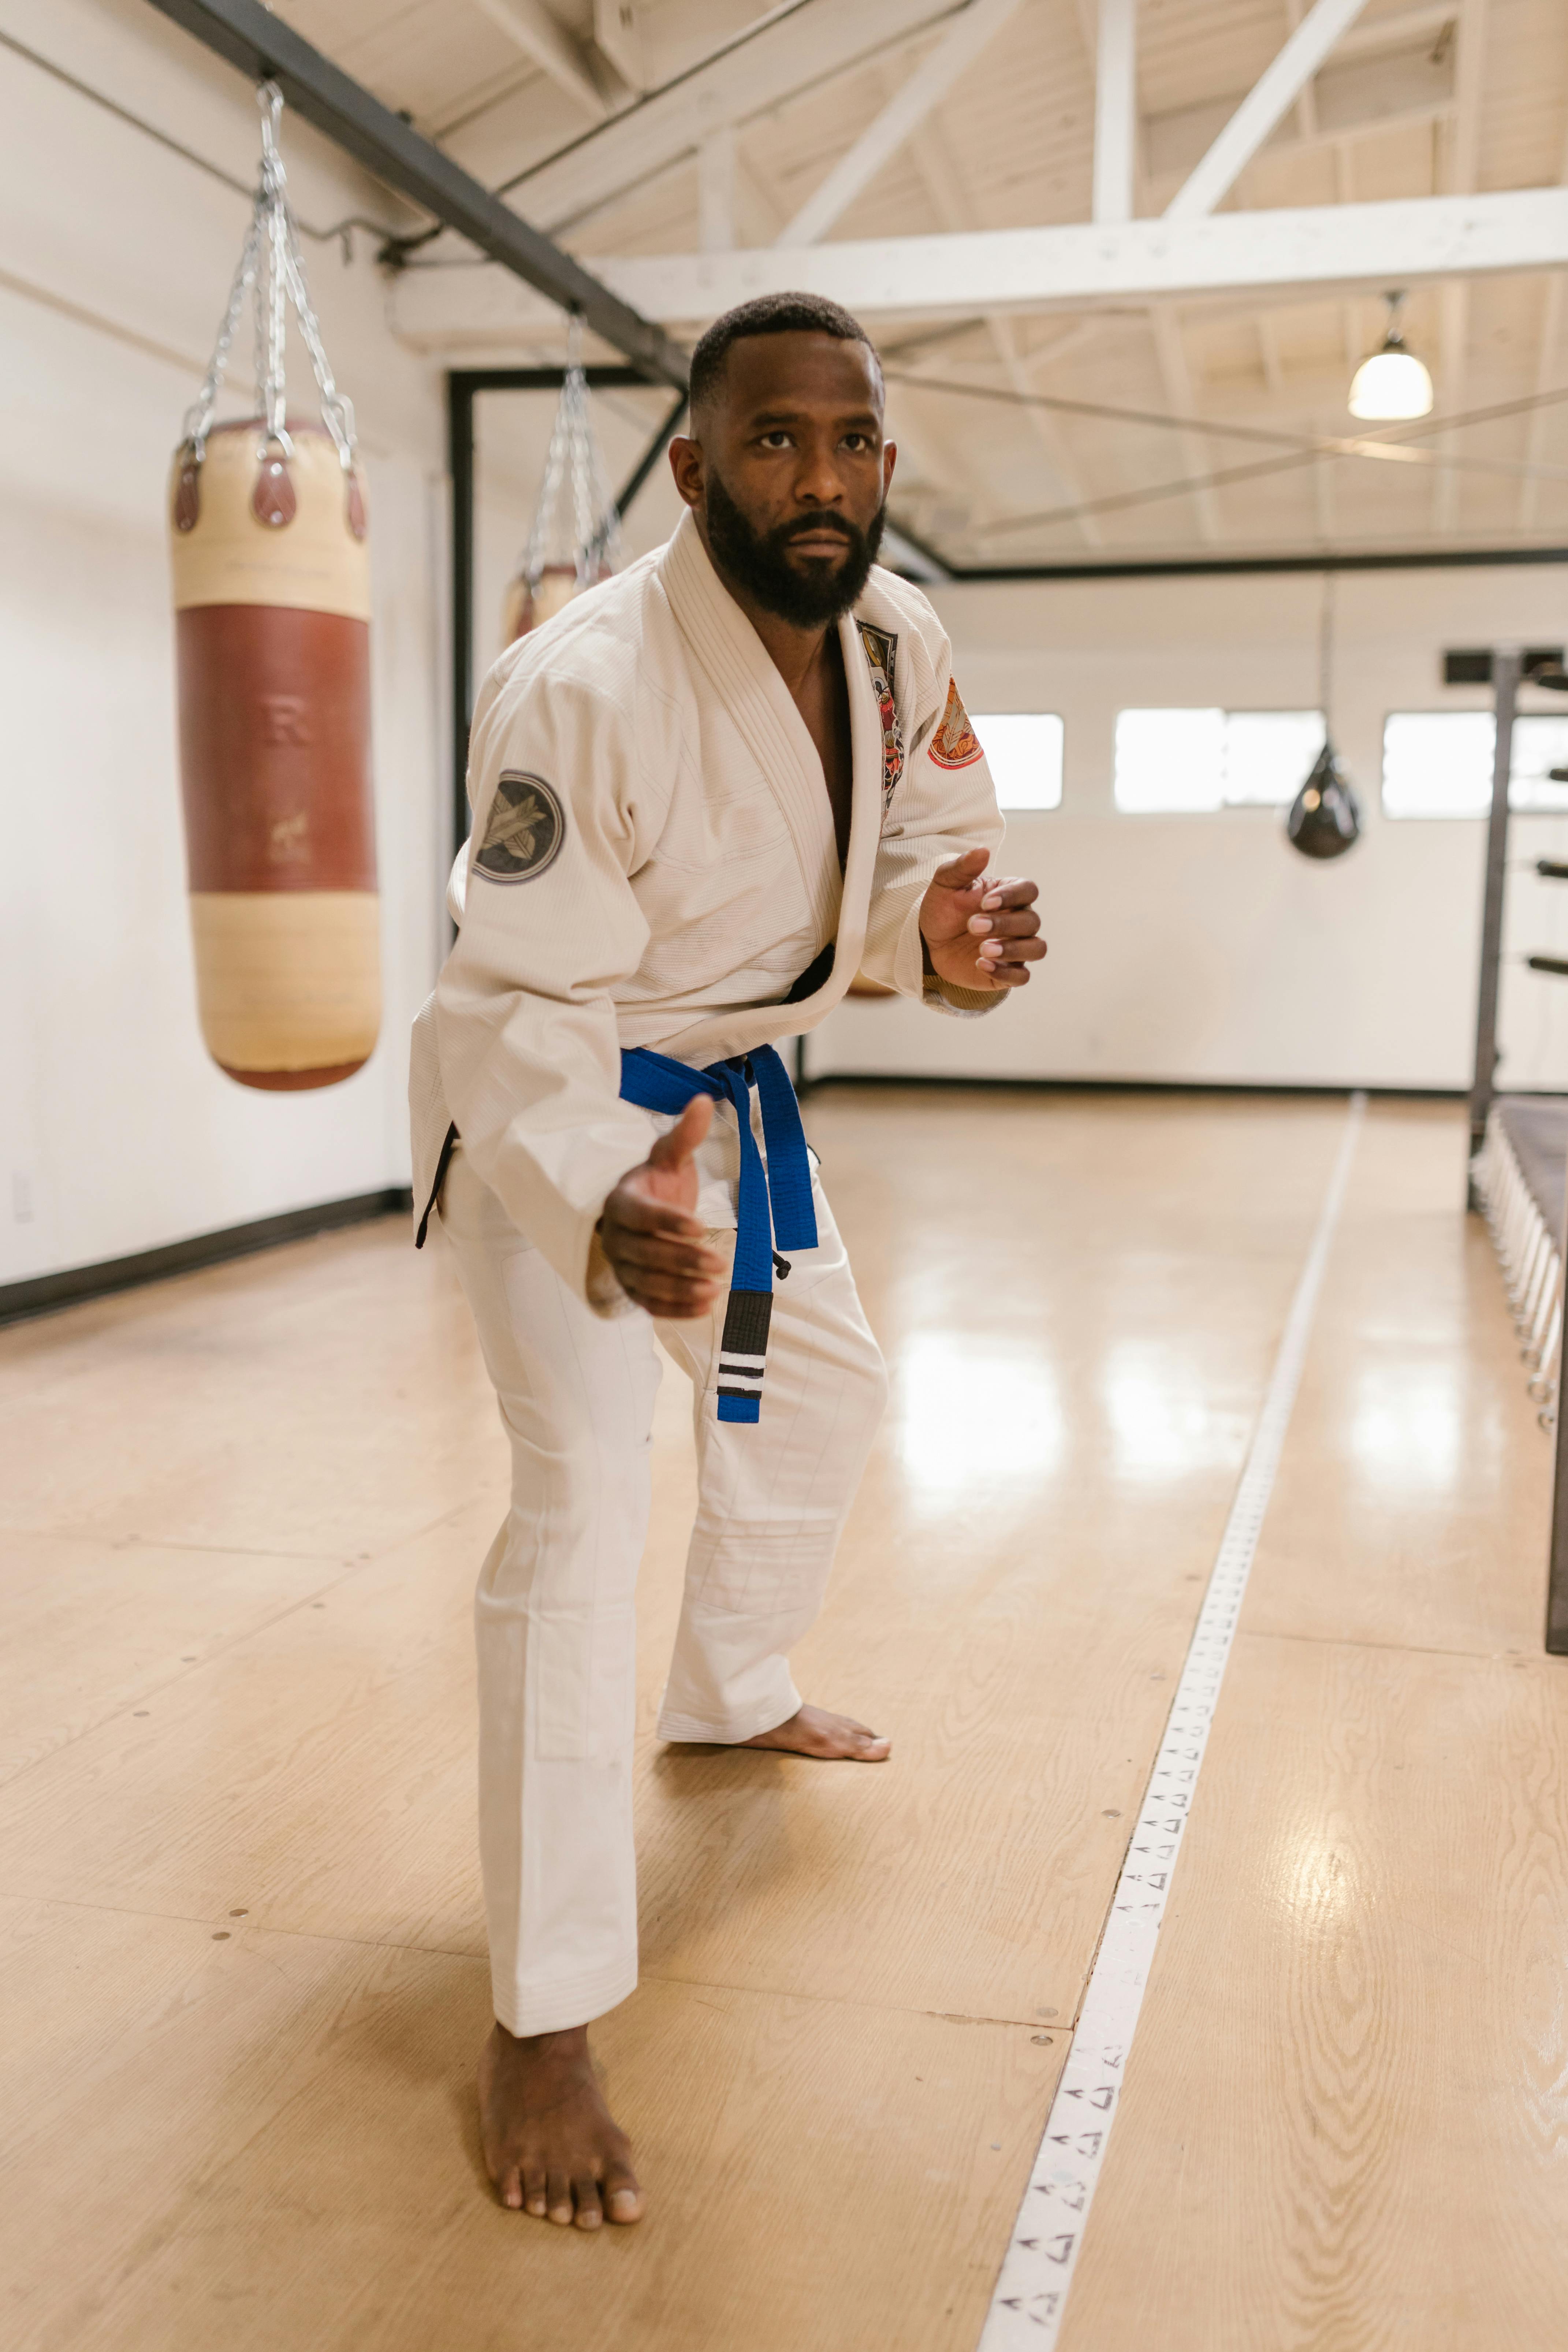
[169,419,380,1090]
[1286,741,1361,861]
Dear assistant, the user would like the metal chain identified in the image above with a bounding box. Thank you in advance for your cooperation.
[522,335,578,583]
[180,80,356,466]
[282,221,355,466]
[260,85,290,447]
[520,312,622,587]
[180,211,260,455]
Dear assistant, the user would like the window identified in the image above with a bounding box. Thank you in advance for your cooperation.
[1382,712,1568,818]
[1113,708,1325,813]
[970,712,1064,811]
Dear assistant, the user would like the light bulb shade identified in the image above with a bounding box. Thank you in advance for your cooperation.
[1348,346,1433,421]
[1287,741,1361,861]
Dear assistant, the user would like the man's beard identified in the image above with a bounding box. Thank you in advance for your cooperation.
[703,466,885,627]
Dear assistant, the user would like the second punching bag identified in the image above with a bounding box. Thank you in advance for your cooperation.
[170,83,379,1091]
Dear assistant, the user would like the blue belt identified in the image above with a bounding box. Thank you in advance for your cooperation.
[618,1043,817,1424]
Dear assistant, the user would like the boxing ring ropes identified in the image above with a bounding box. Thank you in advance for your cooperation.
[1464,645,1568,1653]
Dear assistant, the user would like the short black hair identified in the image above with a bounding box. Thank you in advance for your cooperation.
[687,293,883,417]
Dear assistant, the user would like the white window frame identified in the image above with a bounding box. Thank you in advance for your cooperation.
[1381,711,1568,820]
[1113,707,1326,815]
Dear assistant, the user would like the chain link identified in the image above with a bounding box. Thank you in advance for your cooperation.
[180,81,357,469]
[520,314,624,589]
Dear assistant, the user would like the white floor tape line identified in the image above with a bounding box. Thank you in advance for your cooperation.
[978,1090,1367,2351]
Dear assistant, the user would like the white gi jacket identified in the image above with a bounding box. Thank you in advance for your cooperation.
[409,509,1005,1305]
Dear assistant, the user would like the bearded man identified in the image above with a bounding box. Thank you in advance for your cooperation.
[409,292,1046,2229]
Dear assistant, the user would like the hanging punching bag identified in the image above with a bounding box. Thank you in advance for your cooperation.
[1286,740,1362,860]
[500,323,622,647]
[502,561,581,645]
[170,420,378,1088]
[169,83,379,1091]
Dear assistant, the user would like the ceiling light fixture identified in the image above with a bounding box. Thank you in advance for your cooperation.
[1348,291,1434,421]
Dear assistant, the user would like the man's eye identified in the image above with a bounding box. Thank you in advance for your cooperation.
[758,431,793,449]
[842,434,873,452]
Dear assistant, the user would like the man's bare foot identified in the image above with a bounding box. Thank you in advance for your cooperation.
[478,2021,644,2229]
[741,1703,890,1761]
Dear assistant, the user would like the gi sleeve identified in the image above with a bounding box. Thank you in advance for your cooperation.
[857,629,1009,1016]
[433,665,665,1306]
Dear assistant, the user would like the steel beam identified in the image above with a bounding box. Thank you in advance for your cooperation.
[141,0,688,388]
[1468,643,1519,1197]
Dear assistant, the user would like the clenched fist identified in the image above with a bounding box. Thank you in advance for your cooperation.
[919,849,1046,994]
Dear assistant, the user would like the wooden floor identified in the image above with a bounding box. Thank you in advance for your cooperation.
[0,1090,1564,2351]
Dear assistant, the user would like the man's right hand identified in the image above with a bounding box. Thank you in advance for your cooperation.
[597,1095,727,1319]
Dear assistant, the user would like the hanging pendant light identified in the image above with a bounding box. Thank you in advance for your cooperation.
[500,315,623,643]
[1287,574,1362,860]
[1348,291,1434,421]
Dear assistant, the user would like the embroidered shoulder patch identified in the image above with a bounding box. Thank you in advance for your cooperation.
[474,772,565,883]
[856,622,905,807]
[928,677,983,770]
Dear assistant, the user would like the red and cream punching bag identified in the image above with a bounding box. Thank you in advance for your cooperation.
[170,85,379,1091]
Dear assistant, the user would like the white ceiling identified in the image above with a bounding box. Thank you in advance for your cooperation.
[277,0,1568,565]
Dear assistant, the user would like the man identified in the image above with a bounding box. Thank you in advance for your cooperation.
[409,293,1045,2231]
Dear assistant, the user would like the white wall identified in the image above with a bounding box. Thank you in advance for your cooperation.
[812,564,1568,1092]
[0,0,450,1285]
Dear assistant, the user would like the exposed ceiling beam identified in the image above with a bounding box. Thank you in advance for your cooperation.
[1519,119,1568,532]
[1150,309,1219,541]
[776,0,1023,246]
[1165,0,1373,221]
[567,189,1568,324]
[880,520,953,580]
[1434,0,1486,536]
[1334,5,1456,64]
[1144,41,1457,193]
[139,0,688,387]
[697,123,735,252]
[491,0,956,235]
[1283,0,1319,141]
[1093,0,1138,224]
[469,0,618,121]
[908,135,1103,546]
[593,0,647,93]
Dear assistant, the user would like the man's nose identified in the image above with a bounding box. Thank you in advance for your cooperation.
[793,442,847,505]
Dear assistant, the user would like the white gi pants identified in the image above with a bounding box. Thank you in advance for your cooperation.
[437,1140,889,2037]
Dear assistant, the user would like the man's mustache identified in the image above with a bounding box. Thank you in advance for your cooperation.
[775,513,858,546]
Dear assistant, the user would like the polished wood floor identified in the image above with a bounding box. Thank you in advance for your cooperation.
[0,1091,1562,2351]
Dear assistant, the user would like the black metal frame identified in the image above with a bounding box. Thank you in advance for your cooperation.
[1468,648,1522,1190]
[1461,650,1568,1651]
[141,0,688,390]
[933,545,1568,585]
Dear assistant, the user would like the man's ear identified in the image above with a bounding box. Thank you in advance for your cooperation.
[882,440,897,499]
[667,434,704,511]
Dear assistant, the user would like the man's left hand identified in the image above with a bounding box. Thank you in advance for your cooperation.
[919,849,1046,993]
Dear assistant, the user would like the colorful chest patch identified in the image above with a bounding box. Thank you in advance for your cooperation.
[929,676,984,770]
[857,622,905,807]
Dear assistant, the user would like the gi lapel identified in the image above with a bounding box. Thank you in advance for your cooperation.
[659,514,839,945]
[822,608,891,1001]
